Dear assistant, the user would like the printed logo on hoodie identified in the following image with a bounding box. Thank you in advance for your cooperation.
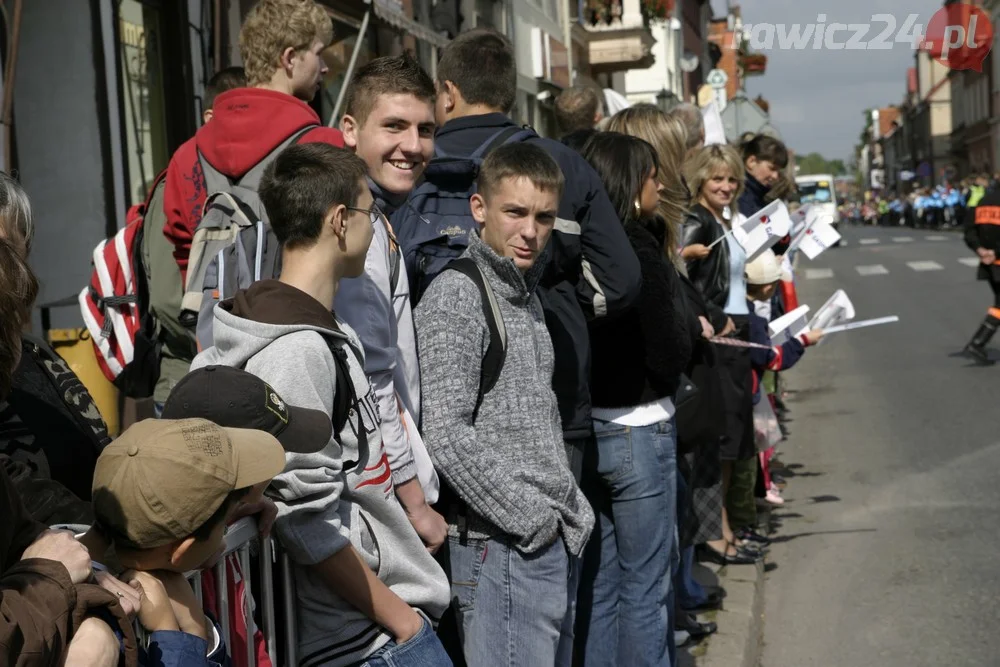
[349,383,393,499]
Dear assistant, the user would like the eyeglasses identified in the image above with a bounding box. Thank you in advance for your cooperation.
[345,203,384,228]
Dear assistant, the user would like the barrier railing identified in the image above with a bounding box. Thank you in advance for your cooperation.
[61,517,296,666]
[188,516,296,667]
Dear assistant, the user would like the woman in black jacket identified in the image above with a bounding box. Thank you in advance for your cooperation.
[575,132,689,667]
[605,106,729,623]
[681,145,762,565]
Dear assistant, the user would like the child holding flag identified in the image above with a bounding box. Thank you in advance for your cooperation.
[732,251,823,545]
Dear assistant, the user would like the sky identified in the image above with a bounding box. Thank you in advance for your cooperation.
[715,0,950,161]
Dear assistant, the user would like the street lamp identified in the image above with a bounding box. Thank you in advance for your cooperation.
[657,88,679,113]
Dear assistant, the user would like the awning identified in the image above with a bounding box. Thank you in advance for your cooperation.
[369,0,448,48]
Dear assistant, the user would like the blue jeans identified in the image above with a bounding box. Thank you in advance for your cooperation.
[359,613,452,667]
[578,418,677,667]
[674,472,707,610]
[448,534,571,666]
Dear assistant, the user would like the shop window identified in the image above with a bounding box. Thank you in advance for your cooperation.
[117,0,171,206]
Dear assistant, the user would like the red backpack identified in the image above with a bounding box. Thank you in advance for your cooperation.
[78,172,166,397]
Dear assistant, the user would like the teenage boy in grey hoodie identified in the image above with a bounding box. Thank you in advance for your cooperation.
[415,142,595,666]
[191,143,451,667]
[336,56,446,553]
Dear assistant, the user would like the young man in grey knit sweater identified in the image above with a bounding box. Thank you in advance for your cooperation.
[415,142,595,666]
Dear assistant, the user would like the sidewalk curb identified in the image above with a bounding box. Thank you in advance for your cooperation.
[689,559,764,667]
[683,504,771,667]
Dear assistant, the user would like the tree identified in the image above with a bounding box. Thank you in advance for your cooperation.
[796,152,847,176]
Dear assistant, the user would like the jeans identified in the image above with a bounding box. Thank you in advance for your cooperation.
[448,534,571,666]
[674,472,707,610]
[577,418,678,667]
[359,613,452,667]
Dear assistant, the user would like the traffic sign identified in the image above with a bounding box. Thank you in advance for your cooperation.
[707,68,729,88]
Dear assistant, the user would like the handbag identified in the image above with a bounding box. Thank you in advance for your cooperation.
[752,395,782,452]
[673,373,699,409]
[675,363,725,456]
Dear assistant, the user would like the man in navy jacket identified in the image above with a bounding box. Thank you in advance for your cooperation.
[427,29,641,467]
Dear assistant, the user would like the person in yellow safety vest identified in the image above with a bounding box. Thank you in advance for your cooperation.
[962,176,1000,364]
[968,174,988,209]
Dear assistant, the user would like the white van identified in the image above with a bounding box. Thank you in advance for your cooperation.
[795,174,840,231]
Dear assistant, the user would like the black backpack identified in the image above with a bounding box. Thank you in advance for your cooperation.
[445,258,506,418]
[392,126,536,305]
[432,258,508,522]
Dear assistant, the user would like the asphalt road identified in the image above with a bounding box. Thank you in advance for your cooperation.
[759,224,1000,667]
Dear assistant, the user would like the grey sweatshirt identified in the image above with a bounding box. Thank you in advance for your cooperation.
[192,282,449,667]
[415,232,594,556]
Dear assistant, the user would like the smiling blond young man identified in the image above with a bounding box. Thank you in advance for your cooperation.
[415,142,594,666]
[336,56,447,553]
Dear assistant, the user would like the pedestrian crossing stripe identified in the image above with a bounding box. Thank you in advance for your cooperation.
[893,237,914,243]
[959,257,981,267]
[925,235,947,241]
[859,239,879,245]
[804,268,834,280]
[906,261,943,271]
[856,264,889,276]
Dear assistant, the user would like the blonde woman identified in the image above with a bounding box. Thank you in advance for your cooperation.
[607,104,689,270]
[681,145,764,566]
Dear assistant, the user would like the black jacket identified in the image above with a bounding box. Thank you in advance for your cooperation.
[435,113,642,438]
[590,219,690,409]
[963,187,1000,282]
[738,174,768,218]
[682,204,730,332]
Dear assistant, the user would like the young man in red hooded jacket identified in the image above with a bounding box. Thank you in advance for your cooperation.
[162,0,344,283]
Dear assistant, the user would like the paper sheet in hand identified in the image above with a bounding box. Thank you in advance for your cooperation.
[768,304,811,345]
[789,205,813,237]
[808,290,855,345]
[797,217,841,260]
[736,201,792,262]
[702,102,726,146]
[823,316,899,334]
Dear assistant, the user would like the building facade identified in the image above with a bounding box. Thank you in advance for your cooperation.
[8,0,445,327]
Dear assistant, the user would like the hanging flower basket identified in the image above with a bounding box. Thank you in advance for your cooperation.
[641,0,673,21]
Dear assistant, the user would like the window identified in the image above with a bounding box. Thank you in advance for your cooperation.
[317,14,381,125]
[117,0,171,205]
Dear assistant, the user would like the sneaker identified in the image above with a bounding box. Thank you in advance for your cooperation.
[674,630,691,647]
[765,484,785,506]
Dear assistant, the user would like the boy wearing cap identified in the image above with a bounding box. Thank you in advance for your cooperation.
[192,143,451,666]
[89,417,287,666]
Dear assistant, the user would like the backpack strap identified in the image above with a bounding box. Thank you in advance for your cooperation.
[239,125,318,190]
[469,126,534,160]
[196,124,318,193]
[445,257,507,420]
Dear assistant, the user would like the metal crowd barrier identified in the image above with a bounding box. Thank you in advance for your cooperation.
[61,518,298,667]
[187,516,297,667]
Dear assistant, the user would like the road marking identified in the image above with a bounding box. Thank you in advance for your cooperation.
[856,264,889,276]
[959,257,981,267]
[907,261,943,271]
[859,238,880,245]
[893,236,914,243]
[925,235,948,241]
[804,268,834,280]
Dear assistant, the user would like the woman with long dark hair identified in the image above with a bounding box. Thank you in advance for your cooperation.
[574,132,690,667]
